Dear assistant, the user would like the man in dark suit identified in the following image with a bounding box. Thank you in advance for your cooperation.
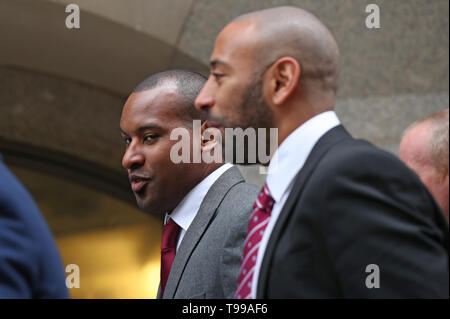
[0,156,68,298]
[120,70,259,298]
[195,6,449,298]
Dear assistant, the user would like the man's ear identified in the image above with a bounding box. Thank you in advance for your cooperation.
[266,57,300,106]
[200,121,221,152]
[442,169,449,193]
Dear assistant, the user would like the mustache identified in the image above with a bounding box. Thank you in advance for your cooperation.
[128,171,152,183]
[206,115,226,128]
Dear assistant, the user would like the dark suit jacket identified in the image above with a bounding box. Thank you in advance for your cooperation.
[158,166,259,299]
[0,158,68,298]
[257,125,449,298]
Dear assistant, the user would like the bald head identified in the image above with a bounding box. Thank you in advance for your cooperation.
[399,109,449,219]
[195,6,341,147]
[401,109,449,176]
[233,6,340,94]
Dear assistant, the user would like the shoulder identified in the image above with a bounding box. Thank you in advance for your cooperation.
[307,138,445,233]
[227,180,260,202]
[220,180,259,219]
[0,161,48,239]
[322,139,404,172]
[313,138,422,188]
[0,161,41,235]
[211,165,259,217]
[0,161,68,298]
[212,180,259,245]
[0,161,63,267]
[312,137,425,192]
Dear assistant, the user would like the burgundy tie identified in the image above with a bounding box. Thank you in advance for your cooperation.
[160,218,181,297]
[235,184,275,299]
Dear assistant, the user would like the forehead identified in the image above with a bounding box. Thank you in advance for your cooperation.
[211,20,259,69]
[120,84,184,131]
[400,123,432,161]
[404,123,431,146]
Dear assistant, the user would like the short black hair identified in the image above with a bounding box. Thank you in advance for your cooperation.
[133,69,208,126]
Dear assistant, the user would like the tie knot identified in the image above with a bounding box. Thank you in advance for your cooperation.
[254,184,275,213]
[161,218,180,251]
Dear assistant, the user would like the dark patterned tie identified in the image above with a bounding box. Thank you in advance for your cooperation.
[235,184,275,299]
[160,218,180,297]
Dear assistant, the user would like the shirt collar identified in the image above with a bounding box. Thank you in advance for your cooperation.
[266,110,340,202]
[164,163,234,231]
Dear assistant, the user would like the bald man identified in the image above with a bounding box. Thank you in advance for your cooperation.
[400,109,449,220]
[195,6,449,298]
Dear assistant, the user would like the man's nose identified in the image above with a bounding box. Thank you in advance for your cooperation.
[195,80,214,112]
[122,144,145,170]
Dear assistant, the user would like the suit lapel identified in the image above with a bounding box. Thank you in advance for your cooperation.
[162,166,244,298]
[256,125,351,298]
[156,283,162,299]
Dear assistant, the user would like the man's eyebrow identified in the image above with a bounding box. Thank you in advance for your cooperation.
[210,59,230,69]
[137,124,163,132]
[119,127,128,136]
[120,123,162,136]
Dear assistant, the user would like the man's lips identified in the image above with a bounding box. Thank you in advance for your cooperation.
[129,175,151,193]
[131,179,149,193]
[205,119,223,129]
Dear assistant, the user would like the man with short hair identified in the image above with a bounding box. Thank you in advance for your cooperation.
[120,69,258,299]
[399,109,449,220]
[195,6,449,298]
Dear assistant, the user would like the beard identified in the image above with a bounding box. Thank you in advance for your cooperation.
[244,84,274,127]
[219,75,276,165]
[224,75,274,130]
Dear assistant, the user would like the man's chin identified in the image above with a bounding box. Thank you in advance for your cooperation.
[208,113,228,128]
[136,201,162,215]
[135,194,169,215]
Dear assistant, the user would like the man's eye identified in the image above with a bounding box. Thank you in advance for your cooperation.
[144,135,158,142]
[123,137,131,145]
[212,73,224,81]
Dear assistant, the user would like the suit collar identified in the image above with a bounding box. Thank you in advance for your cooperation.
[257,125,352,298]
[266,111,340,202]
[165,163,234,233]
[162,165,245,298]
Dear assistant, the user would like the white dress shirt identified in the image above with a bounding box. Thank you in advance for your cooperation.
[250,111,341,298]
[164,163,234,251]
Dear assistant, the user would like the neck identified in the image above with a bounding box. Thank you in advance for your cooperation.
[275,93,335,146]
[275,109,333,146]
[165,162,224,215]
[199,162,224,182]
